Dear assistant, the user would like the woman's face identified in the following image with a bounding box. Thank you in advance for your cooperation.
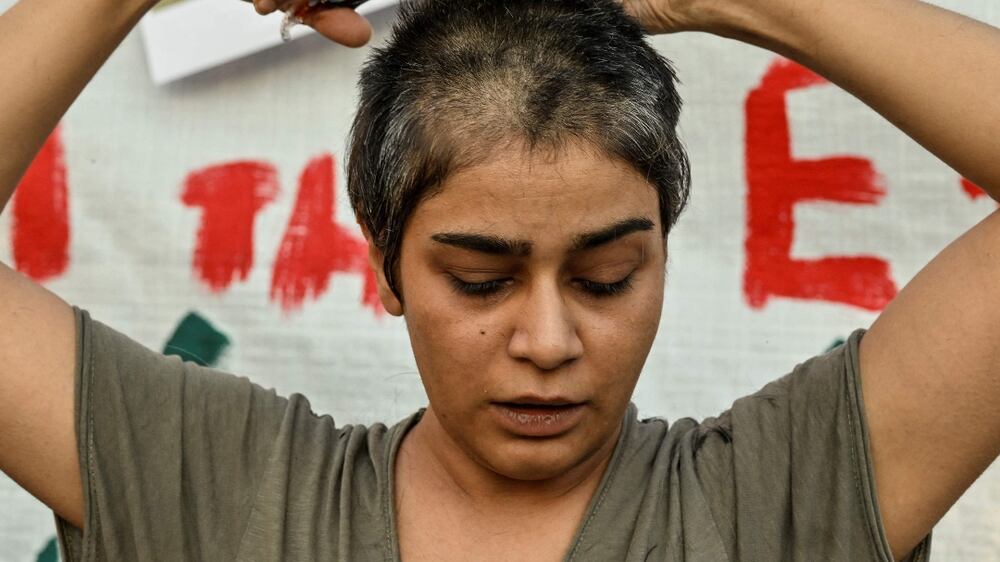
[376,142,666,481]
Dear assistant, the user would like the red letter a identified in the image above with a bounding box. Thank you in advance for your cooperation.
[270,154,380,313]
[11,126,70,282]
[744,59,897,312]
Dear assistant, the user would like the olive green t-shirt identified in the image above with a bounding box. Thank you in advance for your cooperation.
[55,309,932,561]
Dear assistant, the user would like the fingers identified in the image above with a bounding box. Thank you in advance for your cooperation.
[620,0,685,34]
[306,8,373,48]
[250,0,372,48]
[253,0,279,16]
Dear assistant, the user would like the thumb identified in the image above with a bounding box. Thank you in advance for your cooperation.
[306,7,373,47]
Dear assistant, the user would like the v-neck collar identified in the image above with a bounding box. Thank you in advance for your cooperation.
[381,404,638,562]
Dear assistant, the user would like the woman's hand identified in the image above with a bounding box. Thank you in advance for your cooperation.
[621,0,786,48]
[621,0,702,33]
[621,0,760,36]
[251,0,373,47]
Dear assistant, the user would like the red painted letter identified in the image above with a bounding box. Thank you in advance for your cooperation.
[270,154,380,313]
[181,161,279,291]
[961,177,989,201]
[11,127,70,281]
[744,59,897,312]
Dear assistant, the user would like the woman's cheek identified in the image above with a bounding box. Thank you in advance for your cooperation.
[408,302,497,397]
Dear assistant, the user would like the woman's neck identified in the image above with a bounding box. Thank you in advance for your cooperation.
[397,406,622,513]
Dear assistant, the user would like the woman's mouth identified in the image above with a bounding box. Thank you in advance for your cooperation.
[490,401,587,437]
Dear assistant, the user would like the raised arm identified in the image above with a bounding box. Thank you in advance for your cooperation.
[0,0,151,211]
[0,0,156,529]
[0,0,369,528]
[672,0,1000,196]
[0,0,369,210]
[625,0,1000,558]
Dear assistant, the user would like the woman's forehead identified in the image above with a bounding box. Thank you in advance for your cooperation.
[409,143,661,234]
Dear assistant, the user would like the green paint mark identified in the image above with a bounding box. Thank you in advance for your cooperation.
[825,338,847,353]
[36,536,59,562]
[163,312,231,367]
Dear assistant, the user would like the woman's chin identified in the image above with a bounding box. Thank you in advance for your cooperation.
[477,432,610,482]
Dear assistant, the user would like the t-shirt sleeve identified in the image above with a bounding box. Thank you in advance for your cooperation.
[691,329,933,562]
[55,308,292,561]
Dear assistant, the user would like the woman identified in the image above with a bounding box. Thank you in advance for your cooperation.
[0,0,997,560]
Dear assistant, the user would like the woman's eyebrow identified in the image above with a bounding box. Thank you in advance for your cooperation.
[430,217,655,256]
[571,217,655,252]
[431,233,532,256]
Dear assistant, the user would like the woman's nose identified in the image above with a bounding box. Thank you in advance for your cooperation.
[506,280,584,371]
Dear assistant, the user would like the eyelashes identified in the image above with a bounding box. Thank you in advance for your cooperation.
[576,276,634,297]
[449,277,512,297]
[448,274,635,298]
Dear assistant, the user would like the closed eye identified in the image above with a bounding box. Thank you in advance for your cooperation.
[575,275,634,297]
[448,276,513,297]
[448,274,635,298]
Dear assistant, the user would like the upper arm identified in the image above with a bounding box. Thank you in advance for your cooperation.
[0,261,82,527]
[860,209,1000,560]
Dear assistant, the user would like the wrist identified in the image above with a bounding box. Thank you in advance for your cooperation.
[107,0,159,25]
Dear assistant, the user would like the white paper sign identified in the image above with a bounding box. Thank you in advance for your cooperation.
[139,0,399,84]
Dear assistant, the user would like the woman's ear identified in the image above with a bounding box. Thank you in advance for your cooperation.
[360,225,404,317]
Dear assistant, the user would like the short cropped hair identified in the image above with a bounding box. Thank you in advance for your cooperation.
[347,0,690,300]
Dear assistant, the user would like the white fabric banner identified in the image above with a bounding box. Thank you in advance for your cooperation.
[0,0,997,559]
